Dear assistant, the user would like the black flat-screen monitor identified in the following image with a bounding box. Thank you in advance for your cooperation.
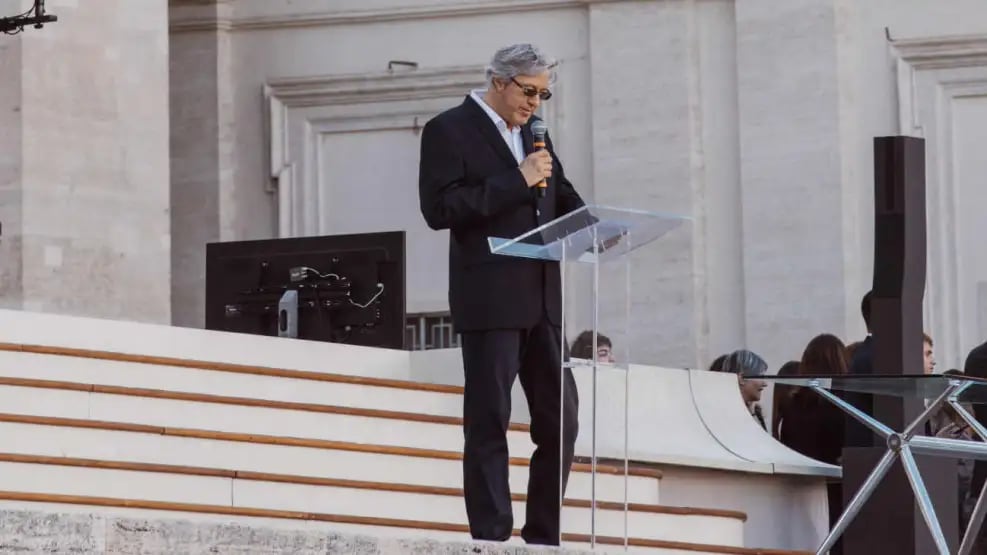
[205,231,405,349]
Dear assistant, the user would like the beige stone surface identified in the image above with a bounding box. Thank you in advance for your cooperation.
[168,0,235,328]
[6,0,987,368]
[1,0,171,322]
[0,508,605,555]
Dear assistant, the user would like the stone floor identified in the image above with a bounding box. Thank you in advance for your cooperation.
[0,509,606,554]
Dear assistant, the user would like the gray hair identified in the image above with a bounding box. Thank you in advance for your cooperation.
[719,349,768,377]
[485,43,557,85]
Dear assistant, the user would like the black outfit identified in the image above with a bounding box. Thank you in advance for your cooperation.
[966,342,987,517]
[844,336,875,447]
[780,389,846,555]
[780,390,845,466]
[418,95,584,545]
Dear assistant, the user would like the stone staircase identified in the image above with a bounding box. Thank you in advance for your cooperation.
[0,312,811,554]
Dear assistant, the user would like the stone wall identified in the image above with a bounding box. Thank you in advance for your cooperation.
[6,0,987,369]
[0,0,171,323]
[0,33,23,308]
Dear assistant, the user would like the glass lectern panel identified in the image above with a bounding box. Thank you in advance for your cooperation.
[489,205,688,263]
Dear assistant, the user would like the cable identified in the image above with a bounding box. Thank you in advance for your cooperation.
[349,283,384,308]
[288,266,342,282]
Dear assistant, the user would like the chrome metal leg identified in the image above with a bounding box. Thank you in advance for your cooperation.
[623,231,631,551]
[952,400,987,442]
[960,479,987,555]
[816,449,899,555]
[558,241,566,547]
[590,229,599,547]
[904,384,961,438]
[623,366,630,550]
[951,401,987,555]
[810,386,894,440]
[899,445,950,554]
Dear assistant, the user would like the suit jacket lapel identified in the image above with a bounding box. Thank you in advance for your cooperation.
[463,95,519,168]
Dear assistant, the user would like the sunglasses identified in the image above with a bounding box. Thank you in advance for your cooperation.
[510,77,552,100]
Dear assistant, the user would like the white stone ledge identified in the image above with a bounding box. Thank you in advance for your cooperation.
[570,365,839,479]
[0,309,412,381]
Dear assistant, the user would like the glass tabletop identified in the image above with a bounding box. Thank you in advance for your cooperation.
[752,374,987,403]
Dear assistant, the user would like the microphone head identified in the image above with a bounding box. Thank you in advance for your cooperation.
[531,119,548,141]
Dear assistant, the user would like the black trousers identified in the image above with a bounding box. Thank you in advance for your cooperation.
[460,317,579,545]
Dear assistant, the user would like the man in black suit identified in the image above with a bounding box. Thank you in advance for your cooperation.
[418,44,584,545]
[965,340,987,529]
[845,290,875,448]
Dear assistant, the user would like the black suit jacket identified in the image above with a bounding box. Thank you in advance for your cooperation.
[418,95,585,332]
[965,342,987,494]
[844,336,875,447]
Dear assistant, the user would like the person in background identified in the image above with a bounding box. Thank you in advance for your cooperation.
[771,360,801,440]
[780,333,848,463]
[570,330,614,363]
[924,333,937,374]
[846,291,875,448]
[933,369,977,538]
[965,340,987,551]
[709,354,727,372]
[924,334,951,436]
[780,333,850,555]
[846,341,863,361]
[717,349,769,430]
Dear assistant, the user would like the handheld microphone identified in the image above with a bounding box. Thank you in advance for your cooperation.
[531,120,548,198]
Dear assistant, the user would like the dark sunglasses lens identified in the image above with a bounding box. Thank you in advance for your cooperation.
[539,90,552,100]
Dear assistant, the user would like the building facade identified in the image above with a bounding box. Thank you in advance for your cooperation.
[2,0,986,372]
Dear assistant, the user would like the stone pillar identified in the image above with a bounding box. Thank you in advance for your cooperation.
[588,0,743,368]
[0,0,171,323]
[168,0,235,328]
[735,0,851,364]
[0,34,24,306]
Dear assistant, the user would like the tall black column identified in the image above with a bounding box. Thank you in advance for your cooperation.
[842,136,958,554]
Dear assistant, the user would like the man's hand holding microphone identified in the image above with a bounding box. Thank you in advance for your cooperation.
[520,149,552,189]
[520,120,551,196]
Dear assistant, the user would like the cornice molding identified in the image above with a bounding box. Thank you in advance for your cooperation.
[170,0,624,33]
[264,65,486,108]
[893,33,987,69]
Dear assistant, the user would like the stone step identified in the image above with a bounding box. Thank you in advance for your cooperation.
[0,417,660,505]
[0,347,468,419]
[0,457,742,545]
[0,378,537,457]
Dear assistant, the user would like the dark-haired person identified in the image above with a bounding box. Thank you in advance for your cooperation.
[845,291,875,448]
[965,340,987,547]
[570,330,614,363]
[771,360,801,440]
[781,333,850,555]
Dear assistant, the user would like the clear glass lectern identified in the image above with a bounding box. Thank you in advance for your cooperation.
[489,204,689,549]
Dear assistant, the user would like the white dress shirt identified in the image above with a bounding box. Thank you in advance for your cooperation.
[470,89,525,165]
